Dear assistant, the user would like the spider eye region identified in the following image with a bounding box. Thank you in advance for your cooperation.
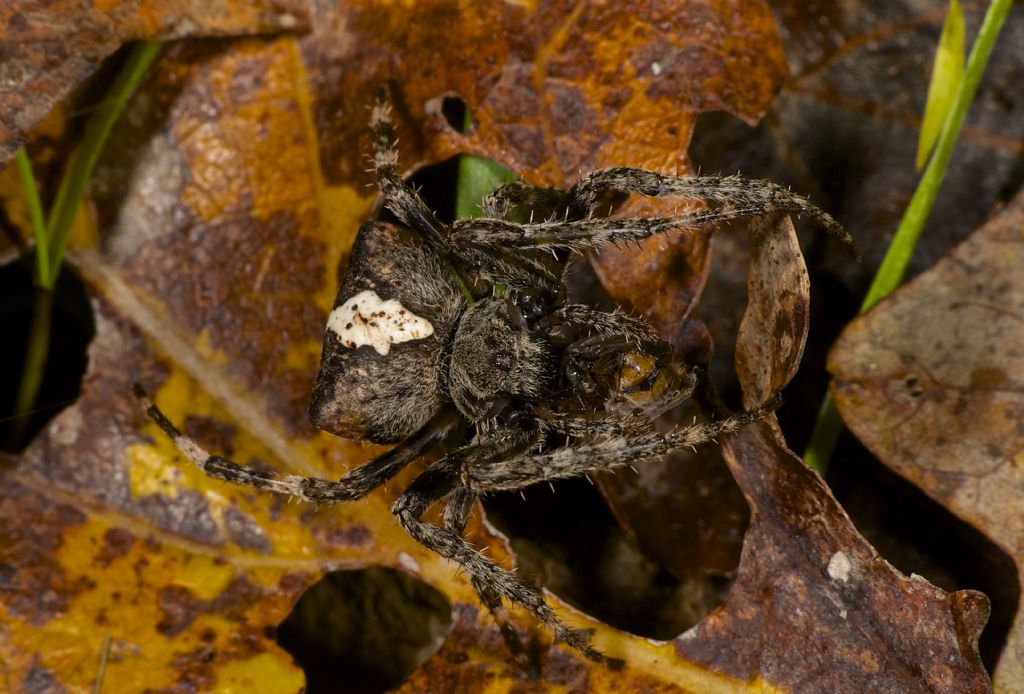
[327,289,434,355]
[448,298,547,419]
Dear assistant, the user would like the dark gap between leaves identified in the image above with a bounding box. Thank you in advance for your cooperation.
[0,254,95,452]
[276,568,452,693]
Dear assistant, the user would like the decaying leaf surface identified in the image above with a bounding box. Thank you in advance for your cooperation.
[0,0,997,692]
[689,420,991,693]
[830,191,1024,691]
[0,1,815,690]
[0,0,309,167]
[690,0,1024,294]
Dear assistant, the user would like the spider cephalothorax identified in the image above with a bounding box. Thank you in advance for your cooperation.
[138,101,847,666]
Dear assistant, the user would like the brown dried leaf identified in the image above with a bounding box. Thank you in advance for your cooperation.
[690,0,1024,294]
[0,0,309,167]
[735,213,809,408]
[0,1,810,690]
[684,419,991,692]
[830,191,1024,690]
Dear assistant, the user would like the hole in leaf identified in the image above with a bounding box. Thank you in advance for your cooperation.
[440,95,470,133]
[378,153,517,226]
[276,568,452,694]
[0,254,95,452]
[380,156,463,226]
[483,478,721,640]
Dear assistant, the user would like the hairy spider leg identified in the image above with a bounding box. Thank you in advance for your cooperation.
[467,401,776,493]
[370,102,449,249]
[442,484,533,668]
[565,168,849,244]
[450,198,840,252]
[391,453,613,665]
[453,241,562,293]
[534,408,656,438]
[133,384,459,502]
[544,304,663,348]
[481,180,570,221]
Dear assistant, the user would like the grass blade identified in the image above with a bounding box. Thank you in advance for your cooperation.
[916,0,965,171]
[803,0,1013,473]
[14,147,50,287]
[46,41,163,285]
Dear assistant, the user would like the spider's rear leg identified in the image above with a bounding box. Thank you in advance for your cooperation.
[566,167,852,249]
[467,399,778,494]
[370,102,448,249]
[443,485,534,669]
[392,453,610,665]
[134,385,458,503]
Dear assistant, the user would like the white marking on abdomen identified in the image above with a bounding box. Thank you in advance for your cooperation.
[327,289,434,355]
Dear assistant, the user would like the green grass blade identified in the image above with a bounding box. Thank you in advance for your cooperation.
[803,0,1012,473]
[10,288,54,449]
[14,146,50,287]
[916,0,965,171]
[46,41,163,286]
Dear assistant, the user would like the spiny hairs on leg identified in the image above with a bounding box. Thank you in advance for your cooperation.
[468,395,782,493]
[132,384,410,504]
[567,168,853,251]
[369,100,447,247]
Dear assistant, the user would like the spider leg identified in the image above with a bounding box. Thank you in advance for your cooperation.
[468,400,777,493]
[481,181,570,221]
[451,200,844,252]
[134,385,459,503]
[566,168,850,246]
[392,446,610,664]
[535,407,656,439]
[454,242,562,294]
[370,102,448,249]
[543,304,662,348]
[443,485,532,666]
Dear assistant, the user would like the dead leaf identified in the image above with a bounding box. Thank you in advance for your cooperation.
[685,419,991,692]
[830,190,1024,690]
[690,0,1024,294]
[0,0,997,690]
[0,1,810,690]
[0,0,309,167]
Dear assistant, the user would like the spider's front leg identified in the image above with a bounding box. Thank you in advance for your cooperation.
[391,444,610,665]
[467,400,778,494]
[134,385,459,503]
[565,167,850,246]
[442,485,533,668]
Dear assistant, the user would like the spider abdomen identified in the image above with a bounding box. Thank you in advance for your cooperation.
[309,221,465,443]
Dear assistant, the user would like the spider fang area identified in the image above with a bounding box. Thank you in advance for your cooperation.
[327,289,434,355]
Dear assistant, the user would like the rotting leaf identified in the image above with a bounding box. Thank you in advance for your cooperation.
[735,213,810,408]
[830,190,1024,690]
[0,0,805,689]
[684,419,991,692]
[0,0,993,690]
[0,0,309,168]
[689,0,1024,295]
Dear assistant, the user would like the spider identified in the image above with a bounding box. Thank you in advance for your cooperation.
[135,101,847,667]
